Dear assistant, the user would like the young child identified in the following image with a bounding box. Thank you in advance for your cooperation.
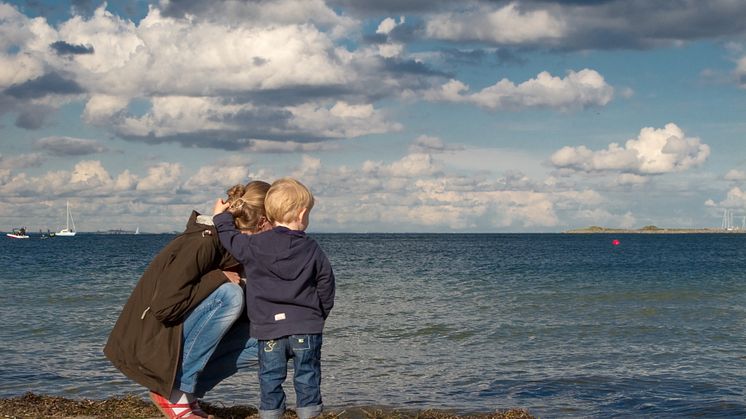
[213,177,335,419]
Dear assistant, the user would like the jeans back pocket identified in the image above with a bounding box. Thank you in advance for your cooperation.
[290,335,311,351]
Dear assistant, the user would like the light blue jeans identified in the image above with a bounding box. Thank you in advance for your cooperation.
[175,283,259,398]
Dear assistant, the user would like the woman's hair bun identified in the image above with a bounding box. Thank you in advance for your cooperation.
[226,184,247,201]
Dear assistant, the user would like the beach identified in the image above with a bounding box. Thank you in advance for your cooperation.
[0,393,534,419]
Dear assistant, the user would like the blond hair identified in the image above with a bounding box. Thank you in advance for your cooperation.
[225,180,270,232]
[265,178,315,224]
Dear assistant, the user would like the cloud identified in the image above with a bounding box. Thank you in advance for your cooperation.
[363,153,442,178]
[0,151,637,232]
[550,123,710,175]
[244,140,340,153]
[328,0,452,15]
[0,4,47,89]
[70,159,113,185]
[0,160,123,198]
[14,105,54,129]
[158,0,357,36]
[0,53,45,91]
[34,136,107,156]
[615,173,649,185]
[408,135,464,153]
[714,187,746,210]
[82,94,129,124]
[0,3,424,147]
[0,2,513,151]
[182,162,251,192]
[372,16,407,58]
[724,169,746,181]
[283,101,403,140]
[418,1,746,50]
[425,3,567,44]
[377,16,405,35]
[136,162,182,192]
[425,69,613,110]
[4,72,84,99]
[0,153,45,170]
[105,97,400,148]
[113,170,137,191]
[304,152,626,231]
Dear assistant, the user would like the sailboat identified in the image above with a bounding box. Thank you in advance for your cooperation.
[57,201,77,237]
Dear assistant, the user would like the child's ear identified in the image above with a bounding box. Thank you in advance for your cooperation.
[297,207,308,222]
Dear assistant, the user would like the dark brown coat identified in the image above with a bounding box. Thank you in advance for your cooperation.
[104,211,238,396]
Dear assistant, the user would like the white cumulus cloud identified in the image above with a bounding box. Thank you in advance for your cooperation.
[425,3,566,44]
[550,123,710,175]
[136,162,182,192]
[0,3,403,148]
[714,187,746,210]
[376,16,404,35]
[425,69,613,111]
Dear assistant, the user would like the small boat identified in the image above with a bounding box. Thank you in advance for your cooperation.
[57,201,77,237]
[7,227,29,239]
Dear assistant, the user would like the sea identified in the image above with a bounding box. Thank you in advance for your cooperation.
[0,232,744,418]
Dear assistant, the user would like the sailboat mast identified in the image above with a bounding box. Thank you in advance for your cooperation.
[67,201,76,232]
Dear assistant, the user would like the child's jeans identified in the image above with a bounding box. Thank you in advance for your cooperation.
[258,334,323,419]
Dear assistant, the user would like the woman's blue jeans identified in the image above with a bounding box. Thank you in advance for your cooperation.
[175,283,258,398]
[258,334,323,419]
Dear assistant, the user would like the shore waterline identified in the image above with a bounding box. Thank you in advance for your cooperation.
[0,233,744,417]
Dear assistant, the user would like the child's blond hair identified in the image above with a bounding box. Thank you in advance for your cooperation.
[265,178,315,224]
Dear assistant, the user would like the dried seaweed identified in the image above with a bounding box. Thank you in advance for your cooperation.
[0,393,535,419]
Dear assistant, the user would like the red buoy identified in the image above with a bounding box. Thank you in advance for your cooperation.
[612,239,620,246]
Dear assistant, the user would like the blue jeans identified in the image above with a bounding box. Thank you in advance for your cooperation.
[258,334,323,419]
[175,283,259,397]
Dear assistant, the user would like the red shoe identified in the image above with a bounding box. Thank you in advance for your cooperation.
[149,391,203,419]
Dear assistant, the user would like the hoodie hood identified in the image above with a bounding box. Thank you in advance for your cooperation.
[259,227,318,281]
[183,211,216,234]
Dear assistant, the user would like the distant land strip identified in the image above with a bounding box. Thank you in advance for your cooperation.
[564,225,746,234]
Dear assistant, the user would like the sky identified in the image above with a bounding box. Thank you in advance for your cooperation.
[2,0,746,233]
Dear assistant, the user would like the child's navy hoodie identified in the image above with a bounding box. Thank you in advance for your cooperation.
[214,212,335,340]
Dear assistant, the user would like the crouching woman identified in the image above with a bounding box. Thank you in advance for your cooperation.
[104,181,270,418]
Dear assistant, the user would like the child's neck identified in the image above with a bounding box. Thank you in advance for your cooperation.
[274,221,304,231]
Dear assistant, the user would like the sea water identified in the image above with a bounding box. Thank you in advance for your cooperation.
[0,233,744,417]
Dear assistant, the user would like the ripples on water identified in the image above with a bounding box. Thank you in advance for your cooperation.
[0,233,744,417]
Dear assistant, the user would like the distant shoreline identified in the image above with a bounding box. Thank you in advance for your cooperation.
[564,225,746,234]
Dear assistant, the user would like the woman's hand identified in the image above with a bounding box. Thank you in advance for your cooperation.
[213,198,230,215]
[223,270,242,284]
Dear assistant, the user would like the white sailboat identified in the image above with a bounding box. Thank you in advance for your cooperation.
[57,201,77,237]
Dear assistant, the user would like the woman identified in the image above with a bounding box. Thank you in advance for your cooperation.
[105,181,271,419]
